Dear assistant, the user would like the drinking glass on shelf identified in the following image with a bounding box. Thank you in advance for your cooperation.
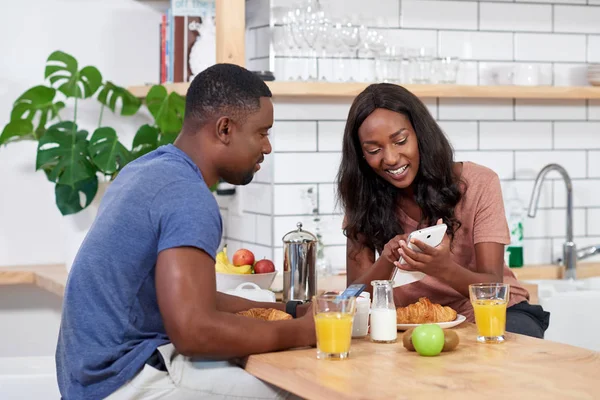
[434,56,460,84]
[326,20,347,82]
[469,283,510,344]
[378,45,401,84]
[409,47,435,84]
[313,293,356,360]
[340,21,363,82]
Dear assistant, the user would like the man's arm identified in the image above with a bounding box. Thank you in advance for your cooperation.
[156,246,315,359]
[215,292,285,313]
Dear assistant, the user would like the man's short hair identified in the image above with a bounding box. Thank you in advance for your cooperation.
[184,63,272,127]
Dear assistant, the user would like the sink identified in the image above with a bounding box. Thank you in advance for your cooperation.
[523,277,600,351]
[525,276,600,296]
[580,276,600,290]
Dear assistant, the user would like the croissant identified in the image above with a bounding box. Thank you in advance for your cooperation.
[396,297,457,324]
[237,308,293,321]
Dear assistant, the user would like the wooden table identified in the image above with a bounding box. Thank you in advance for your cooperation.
[245,323,600,399]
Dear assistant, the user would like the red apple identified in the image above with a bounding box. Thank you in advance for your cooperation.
[232,248,255,266]
[254,258,275,274]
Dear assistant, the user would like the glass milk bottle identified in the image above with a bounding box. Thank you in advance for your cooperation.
[370,280,397,343]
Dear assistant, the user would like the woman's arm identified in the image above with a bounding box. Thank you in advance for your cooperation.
[400,239,504,298]
[398,166,510,298]
[442,242,504,297]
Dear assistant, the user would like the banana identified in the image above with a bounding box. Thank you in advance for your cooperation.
[215,246,252,274]
[231,264,252,274]
[215,260,229,274]
[216,246,230,265]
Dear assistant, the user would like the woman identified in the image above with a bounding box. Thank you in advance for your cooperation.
[337,83,549,338]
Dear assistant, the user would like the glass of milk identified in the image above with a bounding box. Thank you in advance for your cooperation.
[369,280,397,343]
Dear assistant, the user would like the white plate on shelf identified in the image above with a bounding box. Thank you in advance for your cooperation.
[396,314,467,331]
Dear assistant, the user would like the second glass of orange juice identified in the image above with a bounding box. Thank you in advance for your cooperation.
[313,294,356,360]
[469,283,510,343]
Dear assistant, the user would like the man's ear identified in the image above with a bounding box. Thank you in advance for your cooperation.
[215,116,232,144]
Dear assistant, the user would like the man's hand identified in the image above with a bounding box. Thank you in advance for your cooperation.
[296,302,313,318]
[298,303,316,346]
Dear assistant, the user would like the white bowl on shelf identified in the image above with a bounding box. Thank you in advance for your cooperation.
[216,271,277,292]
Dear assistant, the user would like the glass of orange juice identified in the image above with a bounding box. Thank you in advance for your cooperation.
[313,294,356,360]
[469,283,510,343]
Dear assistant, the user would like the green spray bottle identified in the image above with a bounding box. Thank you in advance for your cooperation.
[505,186,524,268]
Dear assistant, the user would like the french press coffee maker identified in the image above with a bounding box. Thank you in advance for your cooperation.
[282,222,317,303]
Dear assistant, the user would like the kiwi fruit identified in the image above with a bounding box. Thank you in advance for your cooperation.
[442,329,460,352]
[402,328,416,351]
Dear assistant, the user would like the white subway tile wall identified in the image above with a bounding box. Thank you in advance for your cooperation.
[438,31,514,61]
[590,100,600,120]
[401,0,478,30]
[515,33,587,62]
[230,0,600,273]
[479,3,552,33]
[553,5,600,34]
[514,99,586,120]
[589,35,600,63]
[589,150,600,177]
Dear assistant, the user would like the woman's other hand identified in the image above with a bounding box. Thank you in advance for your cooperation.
[394,219,453,277]
[380,233,410,265]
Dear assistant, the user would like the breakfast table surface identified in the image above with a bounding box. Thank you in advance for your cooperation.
[244,322,600,400]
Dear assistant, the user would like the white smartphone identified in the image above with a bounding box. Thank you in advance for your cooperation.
[391,223,448,287]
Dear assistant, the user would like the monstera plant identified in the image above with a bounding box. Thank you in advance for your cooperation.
[0,50,186,215]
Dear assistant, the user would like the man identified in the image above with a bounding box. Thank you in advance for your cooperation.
[56,63,315,399]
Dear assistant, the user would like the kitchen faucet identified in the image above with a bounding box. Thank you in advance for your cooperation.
[527,164,576,280]
[527,164,600,280]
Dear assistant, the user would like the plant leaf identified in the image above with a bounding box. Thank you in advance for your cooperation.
[132,124,159,159]
[10,85,65,137]
[146,85,185,134]
[158,132,178,146]
[45,51,103,99]
[88,127,133,174]
[36,121,95,186]
[0,120,35,145]
[97,81,141,116]
[55,176,98,216]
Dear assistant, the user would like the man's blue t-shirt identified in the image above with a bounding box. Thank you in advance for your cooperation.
[55,144,223,399]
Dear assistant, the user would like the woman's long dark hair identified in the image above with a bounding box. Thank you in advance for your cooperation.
[337,83,462,255]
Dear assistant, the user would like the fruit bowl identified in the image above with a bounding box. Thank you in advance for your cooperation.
[216,271,277,292]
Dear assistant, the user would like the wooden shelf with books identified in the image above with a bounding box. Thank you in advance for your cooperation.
[127,81,600,100]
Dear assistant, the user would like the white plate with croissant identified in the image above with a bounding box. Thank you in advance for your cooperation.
[396,297,466,331]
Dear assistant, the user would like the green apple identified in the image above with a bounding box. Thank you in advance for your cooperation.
[411,324,444,357]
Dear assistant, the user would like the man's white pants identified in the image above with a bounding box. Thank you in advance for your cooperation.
[106,344,300,399]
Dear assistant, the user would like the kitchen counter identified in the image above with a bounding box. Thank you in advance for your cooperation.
[0,264,66,297]
[244,322,600,399]
[2,262,600,301]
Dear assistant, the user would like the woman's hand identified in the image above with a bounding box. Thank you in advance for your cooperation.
[380,234,411,266]
[394,219,455,278]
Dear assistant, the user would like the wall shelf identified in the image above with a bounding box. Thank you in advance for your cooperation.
[134,0,600,101]
[127,81,600,100]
